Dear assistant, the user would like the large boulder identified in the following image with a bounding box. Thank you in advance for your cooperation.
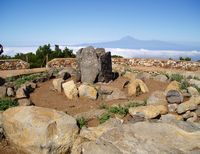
[76,46,113,83]
[99,122,200,153]
[62,80,78,99]
[78,84,98,100]
[165,81,180,92]
[187,86,199,96]
[3,106,79,154]
[153,74,168,82]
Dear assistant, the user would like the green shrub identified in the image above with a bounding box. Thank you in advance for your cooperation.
[0,98,18,111]
[98,112,110,124]
[109,105,128,116]
[180,80,189,90]
[76,117,87,129]
[170,74,184,82]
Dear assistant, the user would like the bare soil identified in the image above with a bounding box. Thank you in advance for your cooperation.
[30,76,168,116]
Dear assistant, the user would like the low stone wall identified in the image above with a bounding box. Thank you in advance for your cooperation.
[46,58,200,71]
[0,59,30,70]
[46,58,76,68]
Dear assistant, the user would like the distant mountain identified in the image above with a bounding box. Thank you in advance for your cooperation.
[77,36,200,51]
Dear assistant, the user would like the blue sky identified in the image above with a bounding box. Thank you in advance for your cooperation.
[1,0,200,46]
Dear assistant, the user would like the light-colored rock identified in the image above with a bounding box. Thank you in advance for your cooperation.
[6,87,15,97]
[187,112,198,122]
[105,88,126,101]
[3,106,79,154]
[129,105,168,119]
[18,98,32,106]
[154,74,168,82]
[0,86,7,98]
[189,79,200,88]
[52,78,64,92]
[166,90,183,104]
[62,80,78,99]
[187,86,199,96]
[167,103,178,112]
[78,84,98,100]
[147,91,167,105]
[177,96,200,114]
[160,113,183,121]
[15,85,28,99]
[165,81,180,92]
[99,122,200,153]
[80,140,122,154]
[128,79,149,96]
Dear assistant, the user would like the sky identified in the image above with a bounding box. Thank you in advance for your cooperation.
[1,0,200,46]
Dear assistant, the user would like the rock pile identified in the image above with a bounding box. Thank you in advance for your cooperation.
[0,59,29,70]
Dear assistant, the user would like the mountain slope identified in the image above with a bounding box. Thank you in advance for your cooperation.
[77,36,200,50]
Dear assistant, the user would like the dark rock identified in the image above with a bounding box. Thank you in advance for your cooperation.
[76,46,113,83]
[166,90,183,104]
[0,77,5,86]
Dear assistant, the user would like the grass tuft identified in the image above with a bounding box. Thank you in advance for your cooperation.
[0,98,18,111]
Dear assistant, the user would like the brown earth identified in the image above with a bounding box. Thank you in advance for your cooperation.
[30,76,168,116]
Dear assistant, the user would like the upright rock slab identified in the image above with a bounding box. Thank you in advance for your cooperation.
[76,46,113,83]
[3,106,79,154]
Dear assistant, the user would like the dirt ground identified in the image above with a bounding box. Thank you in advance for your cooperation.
[30,76,168,116]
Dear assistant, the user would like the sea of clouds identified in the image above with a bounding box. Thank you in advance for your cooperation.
[3,46,200,61]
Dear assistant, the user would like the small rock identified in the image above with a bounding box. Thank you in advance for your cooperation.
[187,112,197,122]
[62,80,78,99]
[154,74,168,82]
[165,81,180,93]
[78,84,98,100]
[182,111,192,119]
[189,79,200,88]
[166,90,183,104]
[187,86,199,96]
[18,98,32,106]
[0,77,5,86]
[16,85,29,99]
[52,78,64,92]
[160,113,183,122]
[168,103,178,112]
[128,79,149,96]
[195,106,200,117]
[147,91,167,105]
[177,97,199,114]
[6,87,15,97]
[98,85,113,95]
[105,88,127,101]
[129,105,168,119]
[58,69,71,80]
[0,86,7,98]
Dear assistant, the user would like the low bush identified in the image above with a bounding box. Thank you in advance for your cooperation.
[170,74,184,82]
[180,80,190,90]
[0,98,18,111]
[98,112,110,124]
[76,117,87,129]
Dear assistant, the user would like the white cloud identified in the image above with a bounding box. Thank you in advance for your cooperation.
[3,46,200,61]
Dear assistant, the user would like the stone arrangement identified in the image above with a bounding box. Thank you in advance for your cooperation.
[1,47,200,154]
[0,59,29,70]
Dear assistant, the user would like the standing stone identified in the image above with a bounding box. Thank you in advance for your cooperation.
[76,46,113,83]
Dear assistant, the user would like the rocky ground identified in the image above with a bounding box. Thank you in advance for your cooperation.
[1,49,200,153]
